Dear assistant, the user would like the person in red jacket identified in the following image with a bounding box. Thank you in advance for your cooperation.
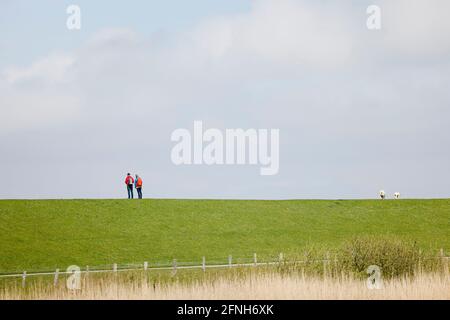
[125,173,134,199]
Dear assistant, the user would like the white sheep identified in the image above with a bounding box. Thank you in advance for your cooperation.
[394,192,400,199]
[379,190,386,199]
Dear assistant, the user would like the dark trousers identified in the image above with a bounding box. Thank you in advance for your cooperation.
[136,187,142,199]
[127,184,134,199]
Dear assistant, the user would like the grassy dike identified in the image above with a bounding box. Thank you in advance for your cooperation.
[0,199,449,273]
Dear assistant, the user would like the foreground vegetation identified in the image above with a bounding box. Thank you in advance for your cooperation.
[0,199,449,273]
[1,261,448,300]
[1,237,448,300]
[18,273,446,300]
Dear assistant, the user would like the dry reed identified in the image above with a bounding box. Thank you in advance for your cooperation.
[1,271,448,300]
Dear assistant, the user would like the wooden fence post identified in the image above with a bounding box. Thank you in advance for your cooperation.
[22,271,27,288]
[228,255,232,268]
[253,253,257,266]
[172,259,177,275]
[279,252,284,264]
[113,263,117,272]
[143,261,149,284]
[54,269,59,286]
[202,257,206,272]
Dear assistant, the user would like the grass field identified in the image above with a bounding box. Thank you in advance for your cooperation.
[0,199,449,273]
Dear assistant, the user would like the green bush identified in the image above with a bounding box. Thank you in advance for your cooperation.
[338,236,422,278]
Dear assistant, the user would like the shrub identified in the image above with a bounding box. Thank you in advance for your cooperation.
[338,236,421,278]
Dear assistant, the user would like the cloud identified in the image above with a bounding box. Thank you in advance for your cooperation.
[187,0,356,68]
[0,53,79,133]
[382,0,450,58]
[0,0,449,198]
[3,54,75,85]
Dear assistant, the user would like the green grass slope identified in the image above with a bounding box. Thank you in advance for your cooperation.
[0,199,449,273]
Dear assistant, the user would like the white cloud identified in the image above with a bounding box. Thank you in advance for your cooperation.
[1,0,449,134]
[0,0,449,198]
[3,54,75,85]
[0,53,79,133]
[382,0,450,58]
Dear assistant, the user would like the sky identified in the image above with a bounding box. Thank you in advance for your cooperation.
[1,0,450,200]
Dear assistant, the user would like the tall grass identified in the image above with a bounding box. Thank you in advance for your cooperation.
[1,271,448,300]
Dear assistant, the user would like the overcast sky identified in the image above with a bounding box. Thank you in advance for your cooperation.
[1,0,450,199]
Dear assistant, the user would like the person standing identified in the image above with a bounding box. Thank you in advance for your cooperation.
[125,173,134,199]
[135,174,143,199]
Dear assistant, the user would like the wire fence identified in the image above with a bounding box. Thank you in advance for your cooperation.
[0,253,286,279]
[0,250,448,288]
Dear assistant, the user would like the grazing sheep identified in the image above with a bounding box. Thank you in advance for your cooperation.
[379,190,386,200]
[394,192,400,199]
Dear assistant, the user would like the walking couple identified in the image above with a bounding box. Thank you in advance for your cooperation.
[124,173,143,199]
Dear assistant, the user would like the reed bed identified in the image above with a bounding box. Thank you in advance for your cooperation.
[1,270,448,300]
